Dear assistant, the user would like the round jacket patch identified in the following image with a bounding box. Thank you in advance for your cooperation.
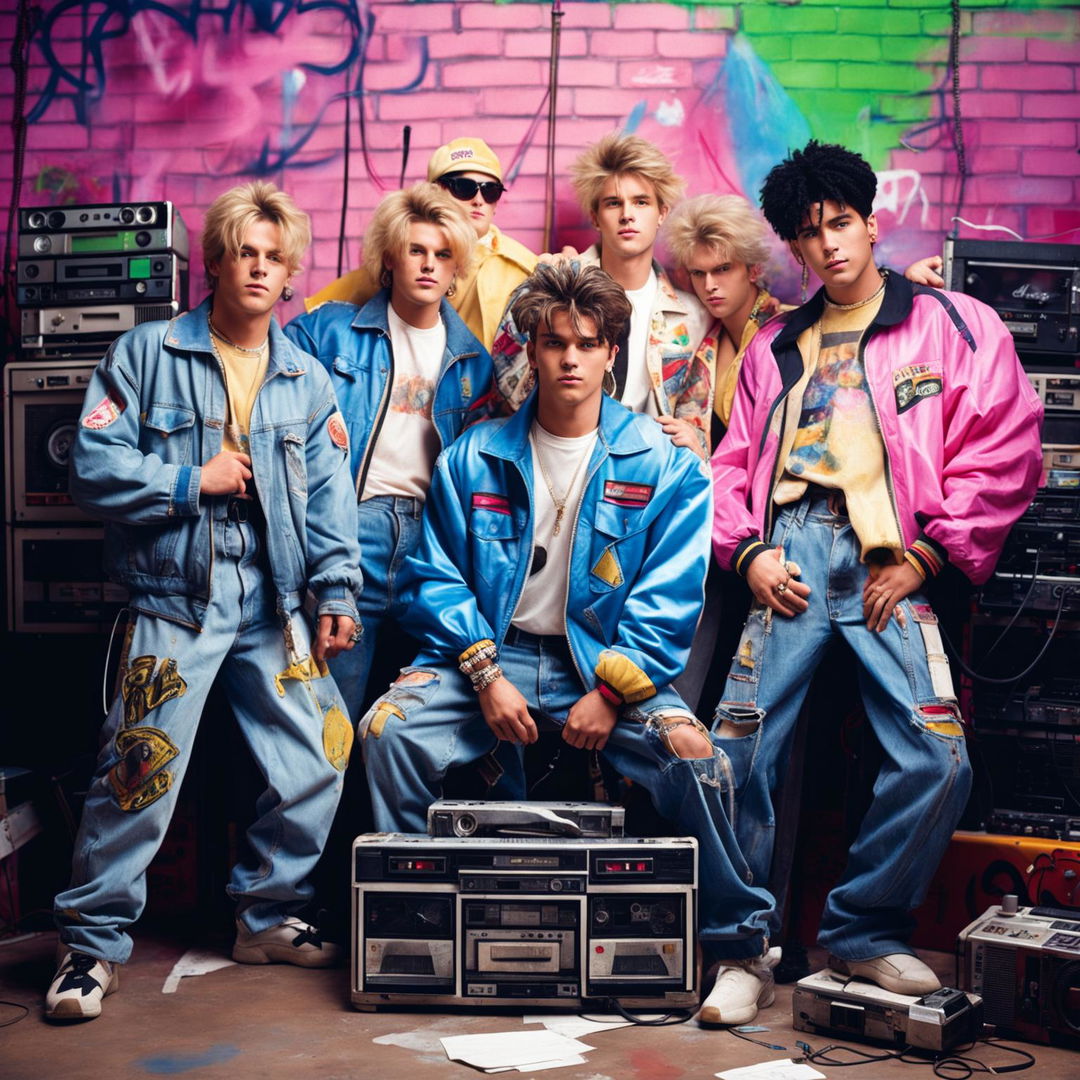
[328,412,349,451]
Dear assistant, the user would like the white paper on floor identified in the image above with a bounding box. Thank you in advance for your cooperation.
[716,1060,827,1080]
[523,1014,635,1038]
[161,948,237,993]
[440,1030,595,1072]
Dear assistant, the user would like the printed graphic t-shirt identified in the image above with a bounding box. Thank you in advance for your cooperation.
[363,305,446,502]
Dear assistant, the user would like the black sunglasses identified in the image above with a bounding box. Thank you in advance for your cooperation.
[438,176,505,205]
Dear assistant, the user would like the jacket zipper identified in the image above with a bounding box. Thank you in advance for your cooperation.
[354,332,393,499]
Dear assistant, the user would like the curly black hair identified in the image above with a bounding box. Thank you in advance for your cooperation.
[759,140,877,241]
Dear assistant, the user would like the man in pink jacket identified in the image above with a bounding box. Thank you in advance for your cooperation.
[703,141,1043,1025]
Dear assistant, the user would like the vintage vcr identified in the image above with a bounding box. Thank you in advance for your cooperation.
[351,834,697,1011]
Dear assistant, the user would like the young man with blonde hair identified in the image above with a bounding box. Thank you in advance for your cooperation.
[493,133,710,455]
[306,138,536,352]
[46,182,362,1021]
[286,182,494,720]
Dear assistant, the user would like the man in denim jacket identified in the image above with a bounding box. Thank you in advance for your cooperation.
[46,183,362,1022]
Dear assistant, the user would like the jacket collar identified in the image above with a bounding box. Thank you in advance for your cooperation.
[164,296,307,376]
[578,244,687,316]
[481,391,650,462]
[772,267,912,352]
[352,288,482,359]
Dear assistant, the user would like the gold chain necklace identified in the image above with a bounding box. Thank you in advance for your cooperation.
[208,316,268,355]
[823,269,888,311]
[532,426,595,537]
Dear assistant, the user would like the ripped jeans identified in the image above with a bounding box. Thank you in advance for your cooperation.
[361,628,775,962]
[714,493,972,962]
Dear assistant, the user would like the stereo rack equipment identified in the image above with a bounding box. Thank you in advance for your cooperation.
[427,800,625,838]
[18,201,189,258]
[352,833,697,1011]
[17,252,188,307]
[944,237,1080,357]
[959,900,1080,1044]
[21,302,181,359]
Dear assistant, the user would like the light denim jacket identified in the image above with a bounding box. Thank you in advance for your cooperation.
[70,296,363,630]
[284,290,496,498]
[400,392,712,703]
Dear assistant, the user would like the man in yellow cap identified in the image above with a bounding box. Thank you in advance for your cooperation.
[306,138,536,352]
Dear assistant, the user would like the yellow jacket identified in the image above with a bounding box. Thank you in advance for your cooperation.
[304,224,536,353]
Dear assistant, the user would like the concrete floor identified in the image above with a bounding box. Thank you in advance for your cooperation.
[1,929,1077,1079]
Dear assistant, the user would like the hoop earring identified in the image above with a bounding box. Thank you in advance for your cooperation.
[281,284,294,302]
[380,268,392,289]
[800,262,809,304]
[446,278,457,299]
[603,368,616,396]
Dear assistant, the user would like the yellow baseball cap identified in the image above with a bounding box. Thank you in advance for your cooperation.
[427,138,504,184]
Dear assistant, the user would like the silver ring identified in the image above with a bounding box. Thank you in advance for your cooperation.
[775,582,788,595]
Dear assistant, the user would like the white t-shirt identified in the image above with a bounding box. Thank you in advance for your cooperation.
[363,306,446,502]
[620,271,659,417]
[511,423,598,636]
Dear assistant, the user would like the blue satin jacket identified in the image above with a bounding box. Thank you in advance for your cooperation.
[70,296,363,630]
[400,392,712,702]
[284,290,495,497]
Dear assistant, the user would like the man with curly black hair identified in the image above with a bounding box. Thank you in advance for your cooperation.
[704,140,1043,1024]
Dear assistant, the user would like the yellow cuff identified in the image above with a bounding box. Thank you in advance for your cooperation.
[595,650,655,705]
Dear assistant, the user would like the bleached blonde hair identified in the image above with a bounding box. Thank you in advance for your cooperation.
[570,132,685,215]
[664,194,771,274]
[202,181,310,285]
[362,182,476,284]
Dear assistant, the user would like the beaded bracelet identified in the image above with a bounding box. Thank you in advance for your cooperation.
[469,663,503,693]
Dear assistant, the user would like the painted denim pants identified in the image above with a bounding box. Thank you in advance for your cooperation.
[714,493,971,962]
[54,503,350,963]
[360,628,776,962]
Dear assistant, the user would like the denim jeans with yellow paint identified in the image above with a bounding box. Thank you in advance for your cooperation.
[360,627,776,963]
[713,493,971,962]
[53,506,349,964]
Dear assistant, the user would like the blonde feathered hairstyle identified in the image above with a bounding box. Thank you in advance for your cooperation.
[570,132,685,215]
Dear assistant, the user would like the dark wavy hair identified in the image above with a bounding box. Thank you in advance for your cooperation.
[759,140,877,241]
[511,262,632,347]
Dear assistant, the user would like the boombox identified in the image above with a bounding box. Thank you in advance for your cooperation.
[351,833,697,1011]
[18,201,189,258]
[958,900,1080,1043]
[944,237,1080,358]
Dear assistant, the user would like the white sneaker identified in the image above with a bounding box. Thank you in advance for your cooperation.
[232,917,340,968]
[45,950,118,1022]
[699,946,782,1026]
[828,952,940,996]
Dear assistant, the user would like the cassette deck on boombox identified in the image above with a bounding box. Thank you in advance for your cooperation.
[352,833,697,1011]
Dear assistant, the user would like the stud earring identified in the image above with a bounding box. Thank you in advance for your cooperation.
[282,284,294,302]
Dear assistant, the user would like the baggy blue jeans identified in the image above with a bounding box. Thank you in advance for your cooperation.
[713,493,971,961]
[360,628,776,962]
[53,502,349,964]
[329,495,424,723]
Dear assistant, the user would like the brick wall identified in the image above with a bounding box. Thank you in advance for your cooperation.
[2,0,1077,312]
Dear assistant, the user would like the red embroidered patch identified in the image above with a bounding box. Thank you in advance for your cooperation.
[603,480,653,507]
[82,392,125,430]
[472,492,511,515]
[327,412,348,450]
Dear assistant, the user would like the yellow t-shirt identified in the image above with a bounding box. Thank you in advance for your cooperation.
[211,331,270,455]
[773,289,903,560]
